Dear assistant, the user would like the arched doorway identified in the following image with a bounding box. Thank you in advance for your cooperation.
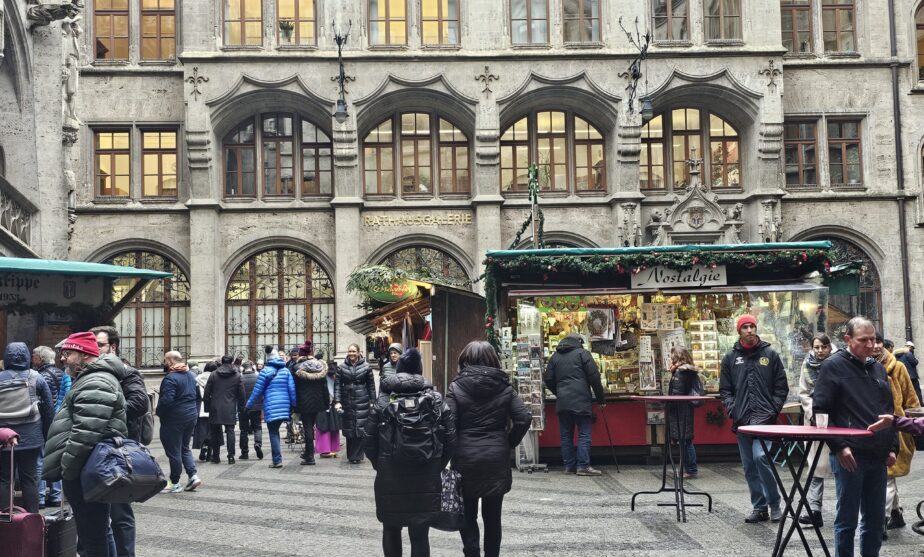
[105,250,191,368]
[820,238,884,338]
[225,248,335,360]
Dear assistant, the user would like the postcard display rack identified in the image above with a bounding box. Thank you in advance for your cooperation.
[509,303,548,473]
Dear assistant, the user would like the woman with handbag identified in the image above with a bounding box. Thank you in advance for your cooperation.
[667,346,703,479]
[334,343,375,464]
[446,341,531,557]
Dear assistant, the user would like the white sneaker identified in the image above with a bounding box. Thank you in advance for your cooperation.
[184,475,202,492]
[161,482,182,494]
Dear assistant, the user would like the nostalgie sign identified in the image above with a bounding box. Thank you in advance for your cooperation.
[630,265,728,289]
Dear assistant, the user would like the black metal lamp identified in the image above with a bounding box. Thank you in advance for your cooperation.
[332,20,352,124]
[640,96,654,124]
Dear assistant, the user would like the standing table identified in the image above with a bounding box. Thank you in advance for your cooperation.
[629,395,713,522]
[738,425,873,557]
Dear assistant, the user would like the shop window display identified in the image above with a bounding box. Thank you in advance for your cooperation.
[503,286,827,400]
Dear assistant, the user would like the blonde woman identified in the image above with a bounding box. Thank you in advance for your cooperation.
[668,346,702,479]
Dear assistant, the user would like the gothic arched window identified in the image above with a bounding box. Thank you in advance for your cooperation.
[106,251,190,368]
[822,238,883,337]
[640,108,740,191]
[380,246,470,287]
[226,249,335,360]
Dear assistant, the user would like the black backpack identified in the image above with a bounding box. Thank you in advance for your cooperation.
[381,390,444,464]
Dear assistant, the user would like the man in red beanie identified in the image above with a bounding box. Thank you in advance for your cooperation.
[43,332,129,557]
[719,314,788,524]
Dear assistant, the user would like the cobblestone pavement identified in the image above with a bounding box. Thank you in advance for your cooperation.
[135,428,924,557]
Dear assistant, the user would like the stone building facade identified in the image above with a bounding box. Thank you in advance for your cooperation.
[1,0,923,366]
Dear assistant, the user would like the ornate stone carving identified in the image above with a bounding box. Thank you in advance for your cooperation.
[475,66,499,94]
[61,17,83,137]
[185,130,212,170]
[758,122,784,160]
[758,60,782,88]
[0,186,34,246]
[28,0,83,29]
[758,199,783,242]
[185,67,209,101]
[330,72,355,96]
[619,202,641,247]
[646,158,745,245]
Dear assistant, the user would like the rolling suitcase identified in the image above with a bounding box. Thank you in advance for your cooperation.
[0,433,46,557]
[43,502,77,557]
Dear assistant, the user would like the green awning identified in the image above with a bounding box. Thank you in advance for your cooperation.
[0,257,172,279]
[486,241,832,259]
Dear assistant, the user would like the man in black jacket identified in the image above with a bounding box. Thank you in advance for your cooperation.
[719,315,787,524]
[813,316,897,557]
[239,360,262,460]
[544,333,605,476]
[92,325,150,557]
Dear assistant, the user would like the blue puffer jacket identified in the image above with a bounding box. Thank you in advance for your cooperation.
[245,358,295,423]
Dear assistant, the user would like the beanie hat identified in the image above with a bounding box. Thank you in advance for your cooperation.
[299,339,314,357]
[60,331,101,358]
[736,315,758,333]
[264,345,280,360]
[397,347,423,375]
[387,343,403,355]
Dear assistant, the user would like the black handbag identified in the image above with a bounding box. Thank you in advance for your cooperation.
[431,469,464,532]
[316,406,342,433]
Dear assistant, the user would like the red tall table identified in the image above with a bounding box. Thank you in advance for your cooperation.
[738,425,873,557]
[629,395,714,522]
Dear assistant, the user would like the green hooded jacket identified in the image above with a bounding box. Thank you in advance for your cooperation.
[43,354,129,481]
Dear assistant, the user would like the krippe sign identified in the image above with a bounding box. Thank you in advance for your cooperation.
[630,265,728,289]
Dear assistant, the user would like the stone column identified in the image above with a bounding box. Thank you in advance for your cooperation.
[331,115,364,357]
[472,91,503,295]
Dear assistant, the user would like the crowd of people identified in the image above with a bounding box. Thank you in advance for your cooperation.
[0,314,920,557]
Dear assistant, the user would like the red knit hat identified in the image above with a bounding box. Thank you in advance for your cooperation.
[60,331,101,357]
[298,339,313,357]
[736,314,758,333]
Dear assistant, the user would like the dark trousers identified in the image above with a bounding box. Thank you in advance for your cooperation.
[210,424,236,461]
[110,502,136,557]
[239,410,263,456]
[0,447,40,514]
[301,412,318,459]
[63,478,110,557]
[346,435,365,461]
[382,525,430,557]
[161,418,198,484]
[460,494,504,557]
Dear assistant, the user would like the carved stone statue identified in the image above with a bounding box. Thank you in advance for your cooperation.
[725,202,743,221]
[28,0,83,29]
[61,18,82,128]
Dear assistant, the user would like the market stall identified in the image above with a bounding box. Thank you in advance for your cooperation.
[483,242,833,457]
[346,277,485,394]
[0,256,171,348]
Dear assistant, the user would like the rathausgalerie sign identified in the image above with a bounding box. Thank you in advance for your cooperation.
[630,265,728,289]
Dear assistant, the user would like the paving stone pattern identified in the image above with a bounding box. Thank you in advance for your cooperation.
[135,427,924,556]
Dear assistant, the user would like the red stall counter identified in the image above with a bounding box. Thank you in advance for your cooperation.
[538,397,740,448]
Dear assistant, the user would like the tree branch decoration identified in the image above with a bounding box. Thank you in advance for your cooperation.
[508,164,546,250]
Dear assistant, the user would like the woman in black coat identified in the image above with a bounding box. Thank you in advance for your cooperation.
[667,346,702,478]
[364,348,457,557]
[203,356,245,464]
[334,343,375,463]
[446,341,531,557]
